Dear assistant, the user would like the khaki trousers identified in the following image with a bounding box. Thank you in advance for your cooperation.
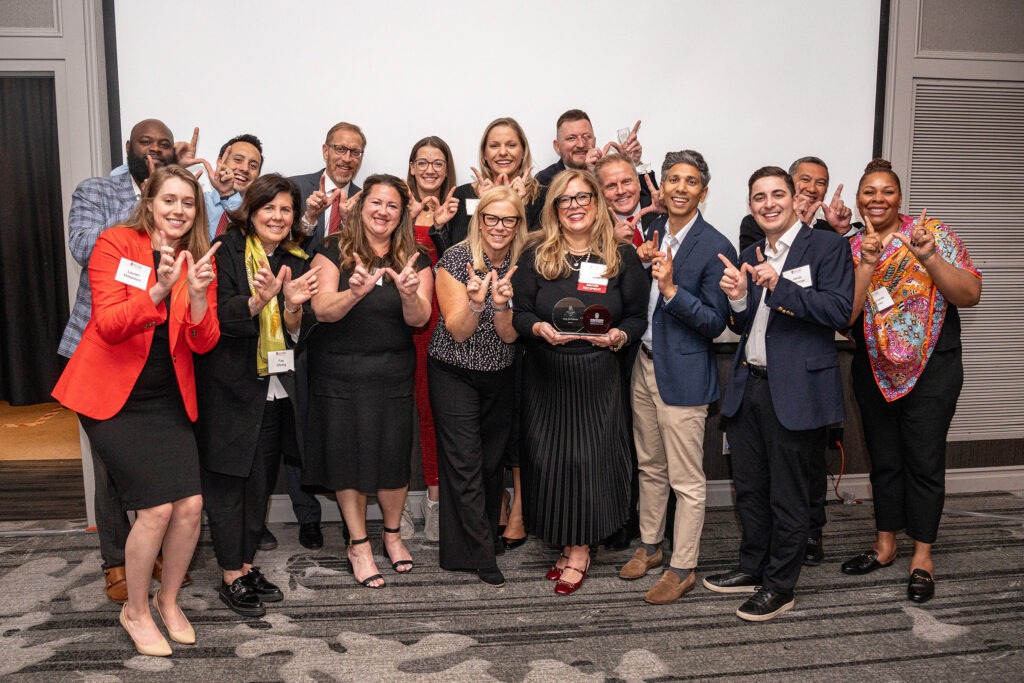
[631,350,708,569]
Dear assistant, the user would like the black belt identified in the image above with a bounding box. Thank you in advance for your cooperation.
[745,362,768,379]
[640,344,654,360]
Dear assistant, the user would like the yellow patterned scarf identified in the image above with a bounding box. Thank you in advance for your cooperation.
[244,235,308,376]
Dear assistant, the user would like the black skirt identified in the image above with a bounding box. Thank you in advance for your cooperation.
[520,344,631,546]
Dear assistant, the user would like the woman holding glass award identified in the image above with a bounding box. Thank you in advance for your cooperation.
[511,169,648,595]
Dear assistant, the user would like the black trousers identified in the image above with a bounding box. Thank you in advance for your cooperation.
[726,373,824,593]
[807,430,829,537]
[92,452,131,569]
[202,397,291,570]
[853,347,962,544]
[429,357,514,571]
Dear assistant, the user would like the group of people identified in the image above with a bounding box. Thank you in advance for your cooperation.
[53,108,981,656]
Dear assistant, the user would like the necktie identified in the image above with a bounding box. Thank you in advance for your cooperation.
[215,211,229,238]
[328,191,343,235]
[629,215,643,247]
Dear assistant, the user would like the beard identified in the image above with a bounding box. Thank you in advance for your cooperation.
[127,149,155,185]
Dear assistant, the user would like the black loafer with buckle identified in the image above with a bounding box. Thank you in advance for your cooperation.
[907,568,935,603]
[841,550,895,575]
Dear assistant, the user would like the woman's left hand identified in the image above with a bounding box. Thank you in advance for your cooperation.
[490,265,517,307]
[252,259,284,305]
[385,254,421,297]
[433,187,459,226]
[283,265,322,307]
[589,327,626,349]
[907,209,937,264]
[186,242,220,297]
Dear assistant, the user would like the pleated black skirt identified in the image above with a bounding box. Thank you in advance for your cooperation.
[520,344,631,546]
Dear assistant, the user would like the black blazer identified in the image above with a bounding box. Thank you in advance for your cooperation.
[739,215,862,252]
[290,169,361,255]
[195,229,314,477]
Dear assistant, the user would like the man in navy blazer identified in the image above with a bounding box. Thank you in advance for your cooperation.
[704,166,853,622]
[291,121,365,255]
[618,151,735,605]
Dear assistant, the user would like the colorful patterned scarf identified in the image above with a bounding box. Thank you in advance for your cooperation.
[850,214,979,401]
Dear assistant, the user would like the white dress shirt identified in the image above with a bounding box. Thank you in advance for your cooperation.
[642,214,697,348]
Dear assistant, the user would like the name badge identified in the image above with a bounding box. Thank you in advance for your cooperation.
[782,264,812,288]
[465,198,480,216]
[115,258,151,290]
[268,349,295,374]
[577,261,608,294]
[870,286,895,313]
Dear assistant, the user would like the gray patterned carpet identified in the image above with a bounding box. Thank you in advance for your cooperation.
[2,491,1023,681]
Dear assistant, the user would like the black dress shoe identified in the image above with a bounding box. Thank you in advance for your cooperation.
[907,568,935,603]
[244,566,283,603]
[299,522,324,549]
[258,526,278,551]
[219,577,266,617]
[702,569,762,593]
[804,537,825,566]
[477,566,506,587]
[841,550,895,575]
[603,519,640,550]
[736,588,795,622]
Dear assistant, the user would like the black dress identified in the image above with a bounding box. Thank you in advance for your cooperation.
[302,239,431,493]
[79,250,201,511]
[511,244,649,545]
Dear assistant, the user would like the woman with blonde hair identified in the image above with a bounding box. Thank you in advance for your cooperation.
[511,169,648,595]
[53,165,220,655]
[304,174,434,589]
[429,186,526,586]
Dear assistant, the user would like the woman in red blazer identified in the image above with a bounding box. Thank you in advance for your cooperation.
[53,165,220,657]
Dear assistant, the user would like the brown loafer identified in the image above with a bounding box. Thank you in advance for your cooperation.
[104,566,128,604]
[644,570,696,605]
[152,555,193,588]
[618,546,663,580]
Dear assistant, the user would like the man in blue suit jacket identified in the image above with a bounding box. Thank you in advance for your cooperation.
[618,151,736,605]
[704,166,853,622]
[291,121,365,255]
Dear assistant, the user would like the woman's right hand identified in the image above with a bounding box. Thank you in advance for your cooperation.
[533,321,579,346]
[466,263,490,306]
[348,253,379,299]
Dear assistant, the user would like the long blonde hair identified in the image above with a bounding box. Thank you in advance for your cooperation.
[129,165,211,258]
[475,117,541,203]
[531,169,620,281]
[463,186,527,273]
[334,174,421,274]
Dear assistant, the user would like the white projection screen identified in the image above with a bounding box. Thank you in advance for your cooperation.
[113,0,882,245]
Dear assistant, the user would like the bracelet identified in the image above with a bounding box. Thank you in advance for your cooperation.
[492,301,511,312]
[610,330,628,352]
[284,303,301,314]
[467,299,483,316]
[919,249,937,263]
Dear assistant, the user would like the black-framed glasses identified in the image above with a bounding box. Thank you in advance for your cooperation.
[326,144,364,159]
[413,158,446,171]
[555,192,594,209]
[481,213,521,229]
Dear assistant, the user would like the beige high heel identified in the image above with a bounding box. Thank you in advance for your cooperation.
[119,604,172,657]
[153,590,195,645]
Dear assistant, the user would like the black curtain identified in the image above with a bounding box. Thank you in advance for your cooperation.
[0,77,69,405]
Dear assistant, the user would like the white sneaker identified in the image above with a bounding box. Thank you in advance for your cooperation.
[400,500,415,540]
[422,497,440,542]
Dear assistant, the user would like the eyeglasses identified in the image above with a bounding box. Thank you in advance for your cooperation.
[326,144,364,159]
[481,213,521,229]
[413,159,446,171]
[555,192,594,209]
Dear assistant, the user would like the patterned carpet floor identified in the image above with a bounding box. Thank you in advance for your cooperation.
[1,491,1022,681]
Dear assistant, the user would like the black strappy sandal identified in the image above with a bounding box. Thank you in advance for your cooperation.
[346,537,385,589]
[381,526,414,573]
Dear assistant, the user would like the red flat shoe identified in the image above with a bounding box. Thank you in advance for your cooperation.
[546,553,569,581]
[554,562,589,596]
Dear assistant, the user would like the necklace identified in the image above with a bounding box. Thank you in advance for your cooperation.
[566,244,591,255]
[564,252,592,272]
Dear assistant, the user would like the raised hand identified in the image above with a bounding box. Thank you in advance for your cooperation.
[348,253,380,299]
[305,174,332,224]
[465,262,489,306]
[186,241,220,297]
[644,175,667,214]
[621,120,643,165]
[384,253,422,297]
[636,229,659,264]
[154,244,182,290]
[198,144,235,196]
[584,142,607,171]
[472,166,495,195]
[174,127,200,167]
[283,265,322,306]
[510,173,529,199]
[749,246,779,291]
[907,208,937,263]
[652,243,676,297]
[821,183,853,233]
[795,194,817,224]
[718,253,749,301]
[408,191,426,221]
[610,209,634,242]
[491,265,517,307]
[339,189,362,216]
[252,259,285,305]
[434,187,459,225]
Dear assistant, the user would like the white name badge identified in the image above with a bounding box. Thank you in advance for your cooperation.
[577,261,609,294]
[267,349,295,374]
[870,286,895,313]
[115,258,151,290]
[782,264,812,288]
[465,198,480,215]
